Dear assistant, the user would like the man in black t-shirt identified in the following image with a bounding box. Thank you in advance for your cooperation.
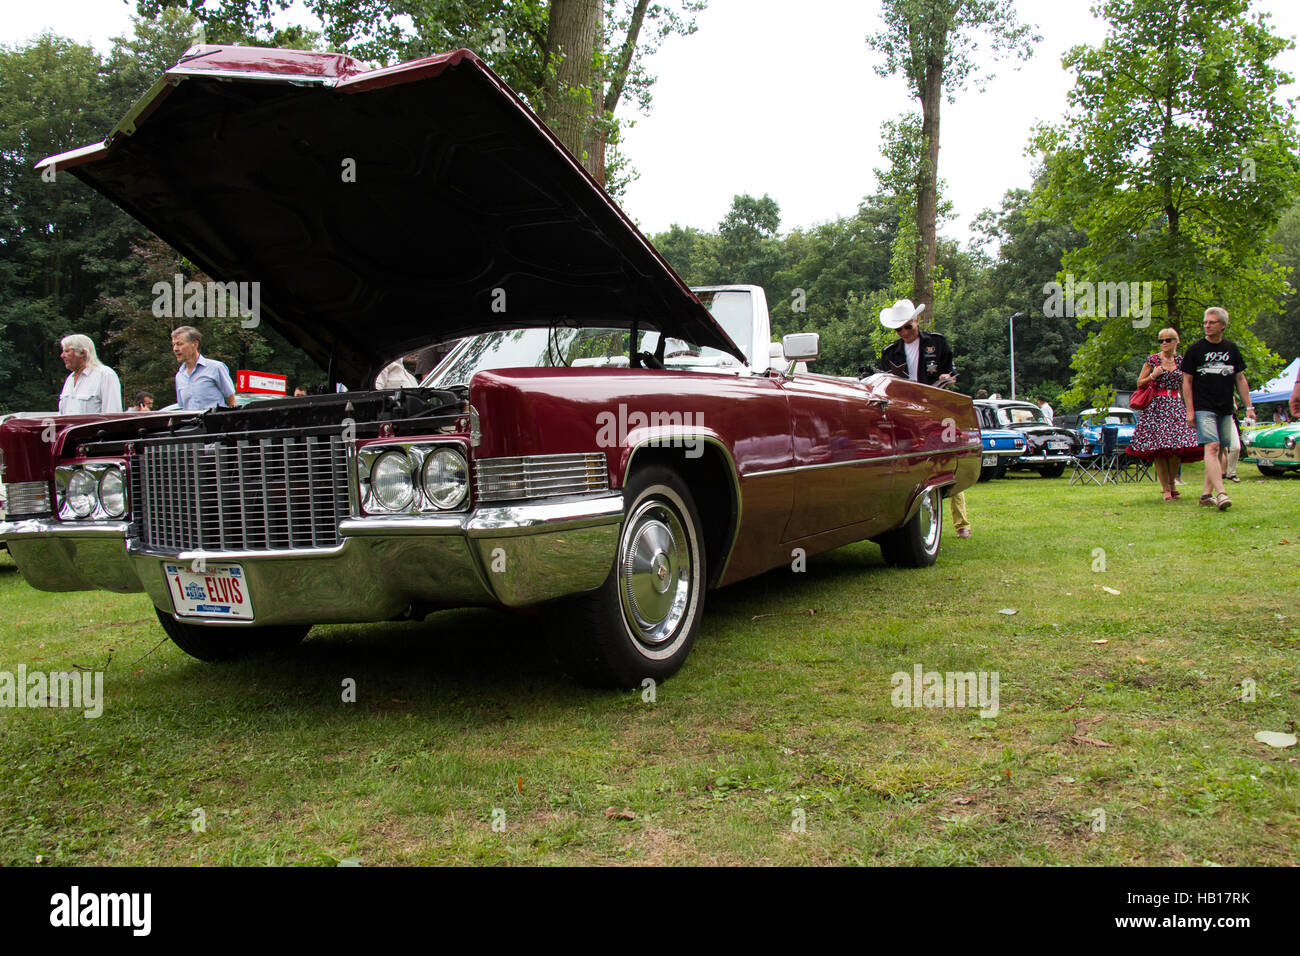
[1181,307,1256,510]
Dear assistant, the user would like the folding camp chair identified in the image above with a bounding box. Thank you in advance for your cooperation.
[1118,451,1153,483]
[1070,425,1121,485]
[1069,437,1105,485]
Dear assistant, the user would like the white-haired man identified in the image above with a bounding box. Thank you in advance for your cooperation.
[1182,307,1255,510]
[58,334,123,414]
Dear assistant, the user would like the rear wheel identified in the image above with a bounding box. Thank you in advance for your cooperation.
[1040,464,1066,478]
[875,487,942,568]
[978,464,996,482]
[552,466,706,687]
[154,607,309,662]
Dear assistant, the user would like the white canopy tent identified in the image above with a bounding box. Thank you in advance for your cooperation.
[1250,357,1299,404]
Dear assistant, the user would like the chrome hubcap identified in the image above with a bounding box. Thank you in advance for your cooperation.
[621,499,691,649]
[920,490,940,552]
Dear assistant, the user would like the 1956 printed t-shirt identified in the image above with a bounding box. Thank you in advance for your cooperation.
[1181,337,1245,416]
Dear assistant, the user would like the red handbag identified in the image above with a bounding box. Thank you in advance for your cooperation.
[1130,381,1155,410]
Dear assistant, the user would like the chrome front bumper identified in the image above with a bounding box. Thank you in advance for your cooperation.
[0,495,623,626]
[1016,453,1074,464]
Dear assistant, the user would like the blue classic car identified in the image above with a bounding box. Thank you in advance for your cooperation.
[1076,407,1137,452]
[973,402,1027,481]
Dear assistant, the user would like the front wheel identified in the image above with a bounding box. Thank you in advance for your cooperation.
[552,466,706,687]
[874,487,942,568]
[1257,463,1287,477]
[154,607,310,662]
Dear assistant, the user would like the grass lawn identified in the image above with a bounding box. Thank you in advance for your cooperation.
[1,463,1297,866]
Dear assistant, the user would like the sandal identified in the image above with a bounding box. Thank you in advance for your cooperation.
[1199,494,1214,506]
[1163,491,1174,501]
[1171,489,1180,499]
[1215,492,1232,511]
[1228,475,1240,483]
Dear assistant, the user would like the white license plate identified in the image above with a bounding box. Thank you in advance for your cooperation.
[1049,441,1069,450]
[982,455,997,466]
[164,562,253,620]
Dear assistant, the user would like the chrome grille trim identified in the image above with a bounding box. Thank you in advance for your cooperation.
[132,436,349,552]
[475,453,609,503]
[4,480,52,516]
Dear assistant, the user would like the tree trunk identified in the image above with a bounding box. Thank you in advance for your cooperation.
[543,0,602,182]
[582,0,607,187]
[913,56,942,320]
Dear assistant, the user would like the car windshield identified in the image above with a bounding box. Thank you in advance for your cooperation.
[1085,410,1135,425]
[424,289,753,388]
[997,405,1046,426]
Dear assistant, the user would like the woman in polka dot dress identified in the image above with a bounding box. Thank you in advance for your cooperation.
[1127,327,1203,500]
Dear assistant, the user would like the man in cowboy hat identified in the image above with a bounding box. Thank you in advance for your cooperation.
[878,299,956,387]
[877,299,971,538]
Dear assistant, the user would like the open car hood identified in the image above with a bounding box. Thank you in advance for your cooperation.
[37,47,744,386]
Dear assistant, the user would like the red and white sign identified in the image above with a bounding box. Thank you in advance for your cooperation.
[236,370,287,395]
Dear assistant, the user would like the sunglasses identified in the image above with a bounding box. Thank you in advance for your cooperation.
[1158,337,1177,343]
[896,322,917,333]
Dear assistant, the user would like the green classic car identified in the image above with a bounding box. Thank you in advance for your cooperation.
[1242,422,1300,476]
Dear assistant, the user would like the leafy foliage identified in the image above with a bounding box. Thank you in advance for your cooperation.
[138,1,706,196]
[0,12,336,413]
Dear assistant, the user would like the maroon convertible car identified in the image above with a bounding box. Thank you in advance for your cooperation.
[0,47,979,686]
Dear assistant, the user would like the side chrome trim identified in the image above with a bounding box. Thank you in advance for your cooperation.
[753,445,979,478]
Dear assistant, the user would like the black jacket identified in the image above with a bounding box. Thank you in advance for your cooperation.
[879,331,955,386]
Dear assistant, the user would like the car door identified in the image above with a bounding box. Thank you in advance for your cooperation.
[777,375,895,542]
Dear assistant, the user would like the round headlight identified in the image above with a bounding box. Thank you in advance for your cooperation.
[67,469,98,518]
[421,448,469,510]
[370,451,414,511]
[1285,436,1296,450]
[99,468,127,518]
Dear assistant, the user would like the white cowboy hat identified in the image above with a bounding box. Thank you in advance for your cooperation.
[879,299,926,329]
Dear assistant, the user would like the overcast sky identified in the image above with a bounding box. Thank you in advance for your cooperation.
[6,0,1300,244]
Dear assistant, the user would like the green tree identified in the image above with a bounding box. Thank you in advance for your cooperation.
[0,34,142,412]
[952,182,1087,399]
[1257,201,1300,362]
[1032,0,1299,407]
[867,0,1037,315]
[715,192,784,290]
[138,1,706,196]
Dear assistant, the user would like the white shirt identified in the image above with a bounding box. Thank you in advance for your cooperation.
[1040,401,1054,424]
[59,364,123,414]
[904,338,921,381]
[375,360,418,389]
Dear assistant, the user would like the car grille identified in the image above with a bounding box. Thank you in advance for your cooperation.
[2,480,52,517]
[475,453,609,503]
[130,436,350,551]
